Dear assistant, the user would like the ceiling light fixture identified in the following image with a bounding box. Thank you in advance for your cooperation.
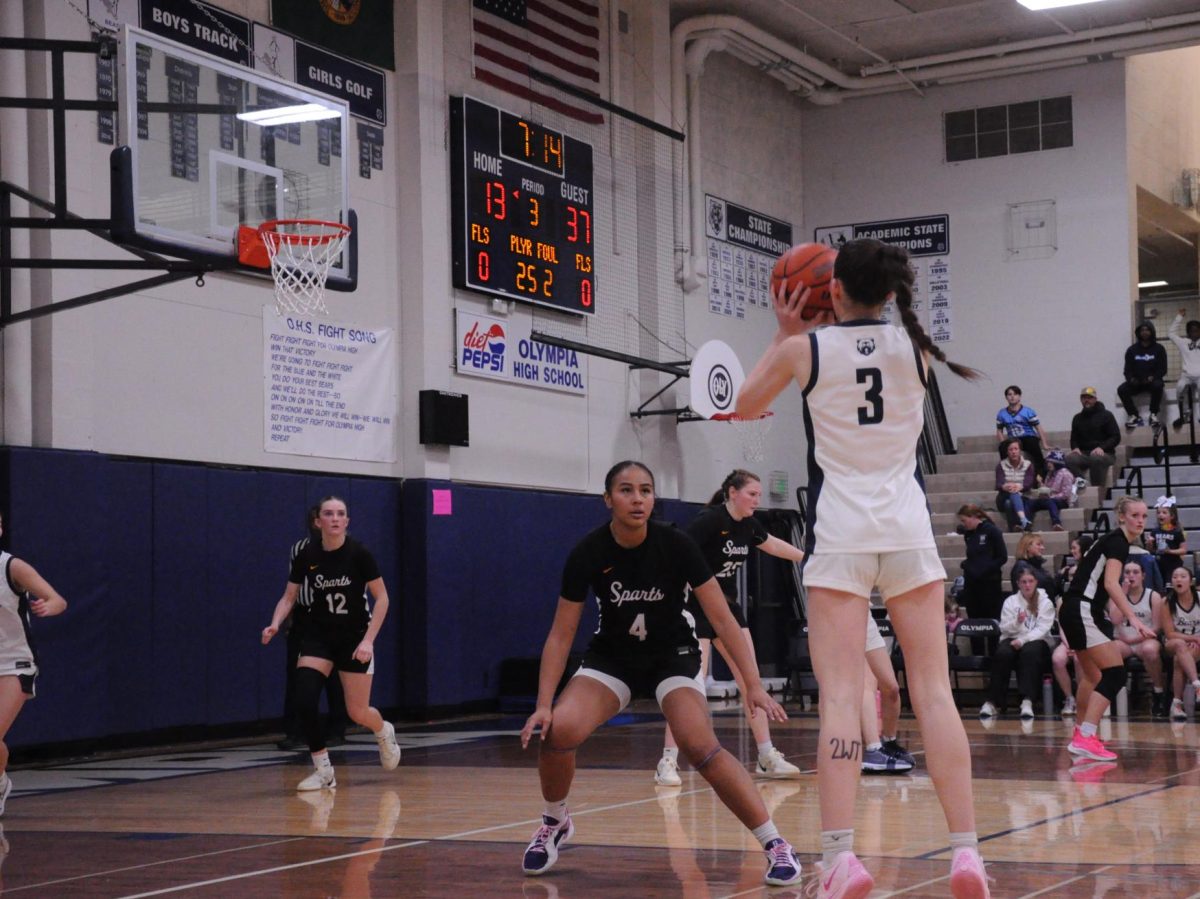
[1016,0,1113,10]
[236,103,341,127]
[1138,280,1168,288]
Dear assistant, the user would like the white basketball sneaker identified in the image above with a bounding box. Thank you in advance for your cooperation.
[376,721,401,770]
[654,755,682,787]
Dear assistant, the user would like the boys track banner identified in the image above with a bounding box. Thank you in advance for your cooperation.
[271,0,395,70]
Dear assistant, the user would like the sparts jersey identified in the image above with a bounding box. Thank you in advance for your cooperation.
[802,321,934,554]
[686,505,769,600]
[1066,529,1130,602]
[0,553,37,677]
[288,537,380,636]
[560,521,712,656]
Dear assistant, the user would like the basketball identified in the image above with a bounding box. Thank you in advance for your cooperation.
[770,243,837,319]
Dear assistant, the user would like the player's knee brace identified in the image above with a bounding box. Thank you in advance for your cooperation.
[691,745,723,771]
[1095,665,1126,704]
[294,667,329,752]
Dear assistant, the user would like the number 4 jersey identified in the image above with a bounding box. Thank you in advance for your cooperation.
[802,320,935,554]
[288,537,380,635]
[560,520,712,657]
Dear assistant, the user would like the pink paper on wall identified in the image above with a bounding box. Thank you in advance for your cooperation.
[432,489,452,516]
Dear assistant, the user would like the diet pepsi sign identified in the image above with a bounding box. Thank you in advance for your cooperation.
[461,319,507,374]
[456,310,587,395]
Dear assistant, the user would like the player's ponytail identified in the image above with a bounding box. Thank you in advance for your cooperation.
[835,239,981,381]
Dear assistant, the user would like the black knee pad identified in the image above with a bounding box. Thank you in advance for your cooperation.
[1095,665,1125,704]
[294,666,329,752]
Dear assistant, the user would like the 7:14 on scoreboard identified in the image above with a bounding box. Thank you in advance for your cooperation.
[451,96,596,316]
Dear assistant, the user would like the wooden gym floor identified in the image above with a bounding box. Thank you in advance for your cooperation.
[0,704,1197,897]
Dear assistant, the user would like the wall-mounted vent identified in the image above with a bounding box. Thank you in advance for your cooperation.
[944,96,1072,163]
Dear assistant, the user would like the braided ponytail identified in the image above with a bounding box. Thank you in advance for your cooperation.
[834,239,981,381]
[882,246,981,381]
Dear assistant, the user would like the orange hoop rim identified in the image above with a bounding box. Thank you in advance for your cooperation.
[710,411,774,422]
[258,219,352,245]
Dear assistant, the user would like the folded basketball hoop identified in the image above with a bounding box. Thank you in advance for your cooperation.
[711,411,774,463]
[254,219,351,316]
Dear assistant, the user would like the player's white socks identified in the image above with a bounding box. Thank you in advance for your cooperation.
[662,747,679,763]
[821,829,854,866]
[544,798,568,824]
[752,820,781,849]
[757,740,774,760]
[311,749,332,770]
[949,832,979,851]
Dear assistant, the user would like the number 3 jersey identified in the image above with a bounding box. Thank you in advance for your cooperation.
[686,505,768,601]
[560,520,713,657]
[288,537,380,635]
[802,320,935,554]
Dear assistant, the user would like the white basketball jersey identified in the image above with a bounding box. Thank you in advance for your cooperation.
[0,553,36,676]
[1173,595,1200,636]
[1119,588,1155,638]
[803,321,934,554]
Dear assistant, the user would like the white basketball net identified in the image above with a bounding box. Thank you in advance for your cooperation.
[722,412,774,462]
[260,220,351,316]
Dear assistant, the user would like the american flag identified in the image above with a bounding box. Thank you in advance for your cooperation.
[471,0,604,125]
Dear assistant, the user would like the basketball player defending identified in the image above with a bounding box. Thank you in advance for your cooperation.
[655,469,805,787]
[1059,496,1156,760]
[262,496,401,791]
[520,461,803,886]
[738,237,989,899]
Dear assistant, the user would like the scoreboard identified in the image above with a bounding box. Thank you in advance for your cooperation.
[450,96,596,315]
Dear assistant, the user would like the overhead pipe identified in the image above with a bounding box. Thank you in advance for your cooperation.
[671,13,1200,290]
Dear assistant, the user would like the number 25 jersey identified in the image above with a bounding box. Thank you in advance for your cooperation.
[802,320,935,554]
[560,520,712,657]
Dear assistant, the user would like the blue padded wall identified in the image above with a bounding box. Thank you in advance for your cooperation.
[399,480,701,712]
[1,448,401,748]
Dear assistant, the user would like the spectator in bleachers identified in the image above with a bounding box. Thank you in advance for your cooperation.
[1042,450,1076,525]
[1117,320,1167,430]
[1011,533,1056,598]
[995,439,1037,532]
[1113,561,1167,718]
[996,385,1049,478]
[956,504,1007,653]
[1065,387,1120,488]
[1052,535,1092,715]
[978,570,1055,719]
[1167,309,1200,430]
[1144,496,1188,586]
[1158,567,1200,721]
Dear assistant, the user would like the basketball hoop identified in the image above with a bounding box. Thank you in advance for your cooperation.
[712,411,774,462]
[254,219,351,316]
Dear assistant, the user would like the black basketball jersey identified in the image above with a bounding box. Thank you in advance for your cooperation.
[560,520,712,657]
[1066,529,1130,602]
[686,505,769,600]
[288,537,380,634]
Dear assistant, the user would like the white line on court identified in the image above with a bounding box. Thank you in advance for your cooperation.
[3,837,307,893]
[115,787,722,898]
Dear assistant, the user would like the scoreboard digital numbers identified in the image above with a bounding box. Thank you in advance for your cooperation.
[450,96,595,315]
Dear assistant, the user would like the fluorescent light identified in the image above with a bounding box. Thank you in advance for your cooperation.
[236,104,341,127]
[1017,0,1113,9]
[1138,280,1168,288]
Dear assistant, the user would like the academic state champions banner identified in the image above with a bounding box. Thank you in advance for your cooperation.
[271,0,394,70]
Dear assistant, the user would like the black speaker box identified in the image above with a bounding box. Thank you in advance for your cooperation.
[419,390,469,446]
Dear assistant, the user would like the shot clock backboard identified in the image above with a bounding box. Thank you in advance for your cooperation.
[450,96,596,316]
[114,26,352,280]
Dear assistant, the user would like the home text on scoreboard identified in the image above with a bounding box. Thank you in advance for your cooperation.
[450,96,595,316]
